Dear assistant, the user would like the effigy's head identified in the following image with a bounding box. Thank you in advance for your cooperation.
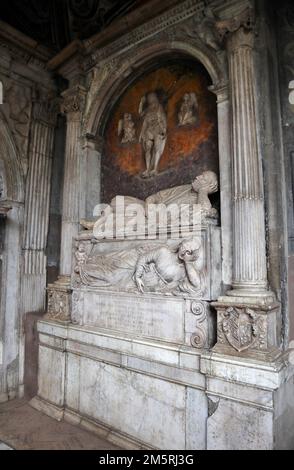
[178,237,201,262]
[124,112,132,122]
[192,171,218,194]
[147,92,159,108]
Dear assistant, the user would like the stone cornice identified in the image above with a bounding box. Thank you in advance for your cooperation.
[0,20,53,69]
[48,0,209,77]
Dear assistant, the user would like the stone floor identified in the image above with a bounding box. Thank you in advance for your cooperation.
[0,399,120,450]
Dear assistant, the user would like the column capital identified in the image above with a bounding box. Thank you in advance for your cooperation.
[61,85,87,122]
[216,7,255,50]
[209,80,229,103]
[83,134,105,154]
[32,95,59,127]
[31,86,59,126]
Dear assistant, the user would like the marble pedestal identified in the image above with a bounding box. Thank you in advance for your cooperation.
[30,318,294,450]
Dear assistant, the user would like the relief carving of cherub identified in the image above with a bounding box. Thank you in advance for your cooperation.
[118,113,136,144]
[178,92,198,126]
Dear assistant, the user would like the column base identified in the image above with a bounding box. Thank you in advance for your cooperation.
[211,295,280,360]
[44,276,72,323]
[226,287,276,304]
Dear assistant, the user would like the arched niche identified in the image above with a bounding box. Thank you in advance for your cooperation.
[100,56,219,204]
[83,41,232,288]
[84,41,225,140]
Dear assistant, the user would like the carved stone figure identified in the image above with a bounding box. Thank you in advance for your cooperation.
[134,238,206,296]
[81,171,219,237]
[74,243,88,274]
[118,113,136,143]
[139,91,167,178]
[178,92,198,126]
[73,238,206,297]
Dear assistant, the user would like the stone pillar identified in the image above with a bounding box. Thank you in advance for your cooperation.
[19,92,57,394]
[210,83,232,289]
[60,86,86,277]
[212,9,279,358]
[222,10,269,296]
[21,94,57,313]
[46,85,86,322]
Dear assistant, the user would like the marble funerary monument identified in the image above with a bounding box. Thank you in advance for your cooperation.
[0,0,294,450]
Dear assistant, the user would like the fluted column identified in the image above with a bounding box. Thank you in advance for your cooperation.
[219,10,269,297]
[21,94,57,312]
[60,86,86,277]
[212,9,279,358]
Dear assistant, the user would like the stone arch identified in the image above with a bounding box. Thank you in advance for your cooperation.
[0,110,24,203]
[84,40,225,139]
[82,38,232,288]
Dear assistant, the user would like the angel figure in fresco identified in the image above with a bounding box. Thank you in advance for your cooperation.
[139,91,167,178]
[178,92,198,126]
[118,113,136,144]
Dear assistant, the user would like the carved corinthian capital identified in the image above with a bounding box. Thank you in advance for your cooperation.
[216,7,255,49]
[61,85,86,121]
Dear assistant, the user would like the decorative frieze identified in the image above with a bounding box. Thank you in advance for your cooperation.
[84,0,207,69]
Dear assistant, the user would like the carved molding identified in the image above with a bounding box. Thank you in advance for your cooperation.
[84,0,207,69]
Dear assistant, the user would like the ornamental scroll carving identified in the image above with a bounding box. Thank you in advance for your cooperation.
[190,301,208,349]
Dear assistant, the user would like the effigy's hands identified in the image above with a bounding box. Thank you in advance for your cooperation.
[135,277,145,293]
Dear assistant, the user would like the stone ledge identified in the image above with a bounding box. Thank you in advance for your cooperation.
[200,351,290,390]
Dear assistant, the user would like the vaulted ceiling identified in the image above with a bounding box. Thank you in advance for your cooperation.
[0,0,148,52]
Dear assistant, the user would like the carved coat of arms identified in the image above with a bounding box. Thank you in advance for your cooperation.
[222,307,258,352]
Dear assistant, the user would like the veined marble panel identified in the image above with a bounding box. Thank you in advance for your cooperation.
[66,353,203,450]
